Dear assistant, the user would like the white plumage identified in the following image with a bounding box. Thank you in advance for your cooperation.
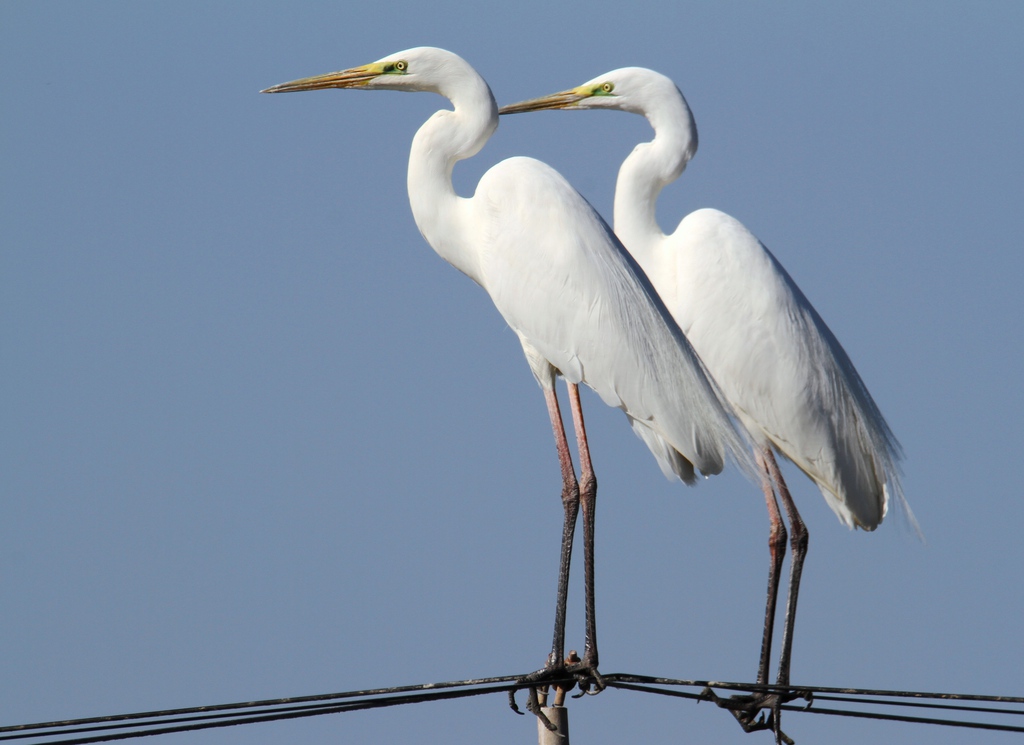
[662,207,902,528]
[501,65,916,737]
[263,48,750,687]
[476,158,747,481]
[504,67,910,529]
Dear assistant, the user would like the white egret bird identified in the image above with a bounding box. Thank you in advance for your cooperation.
[262,49,751,698]
[502,68,916,738]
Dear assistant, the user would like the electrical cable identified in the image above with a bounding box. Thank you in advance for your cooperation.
[604,674,1024,734]
[3,671,1020,744]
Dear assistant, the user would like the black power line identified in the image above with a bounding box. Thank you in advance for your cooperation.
[605,675,1024,735]
[3,671,1021,744]
[0,675,537,745]
[0,674,529,737]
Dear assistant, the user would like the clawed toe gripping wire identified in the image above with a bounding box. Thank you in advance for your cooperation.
[506,652,606,731]
[698,685,813,745]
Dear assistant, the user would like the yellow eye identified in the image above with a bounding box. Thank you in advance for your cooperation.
[601,82,614,93]
[593,81,614,96]
[382,60,409,74]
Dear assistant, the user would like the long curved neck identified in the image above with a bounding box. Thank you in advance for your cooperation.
[613,92,697,263]
[407,71,497,286]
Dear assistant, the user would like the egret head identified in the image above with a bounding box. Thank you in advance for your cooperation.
[500,67,681,118]
[261,47,476,98]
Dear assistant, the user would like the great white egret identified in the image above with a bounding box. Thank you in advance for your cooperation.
[501,67,916,740]
[262,49,751,700]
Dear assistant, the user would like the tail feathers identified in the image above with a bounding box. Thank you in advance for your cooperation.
[803,455,922,539]
[628,416,697,484]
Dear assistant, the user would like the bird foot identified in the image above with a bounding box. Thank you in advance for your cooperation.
[700,686,811,745]
[508,651,604,729]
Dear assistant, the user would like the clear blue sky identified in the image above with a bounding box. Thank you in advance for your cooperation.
[3,2,1022,743]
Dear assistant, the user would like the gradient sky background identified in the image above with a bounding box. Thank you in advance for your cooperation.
[3,2,1023,744]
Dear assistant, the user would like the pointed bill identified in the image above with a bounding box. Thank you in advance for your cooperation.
[498,87,589,115]
[261,64,382,94]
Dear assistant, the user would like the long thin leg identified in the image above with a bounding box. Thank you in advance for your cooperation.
[763,448,808,689]
[543,385,580,669]
[567,383,599,674]
[708,445,800,745]
[509,384,585,726]
[756,446,788,687]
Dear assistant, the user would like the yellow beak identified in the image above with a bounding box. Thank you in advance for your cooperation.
[499,87,589,115]
[261,64,380,94]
